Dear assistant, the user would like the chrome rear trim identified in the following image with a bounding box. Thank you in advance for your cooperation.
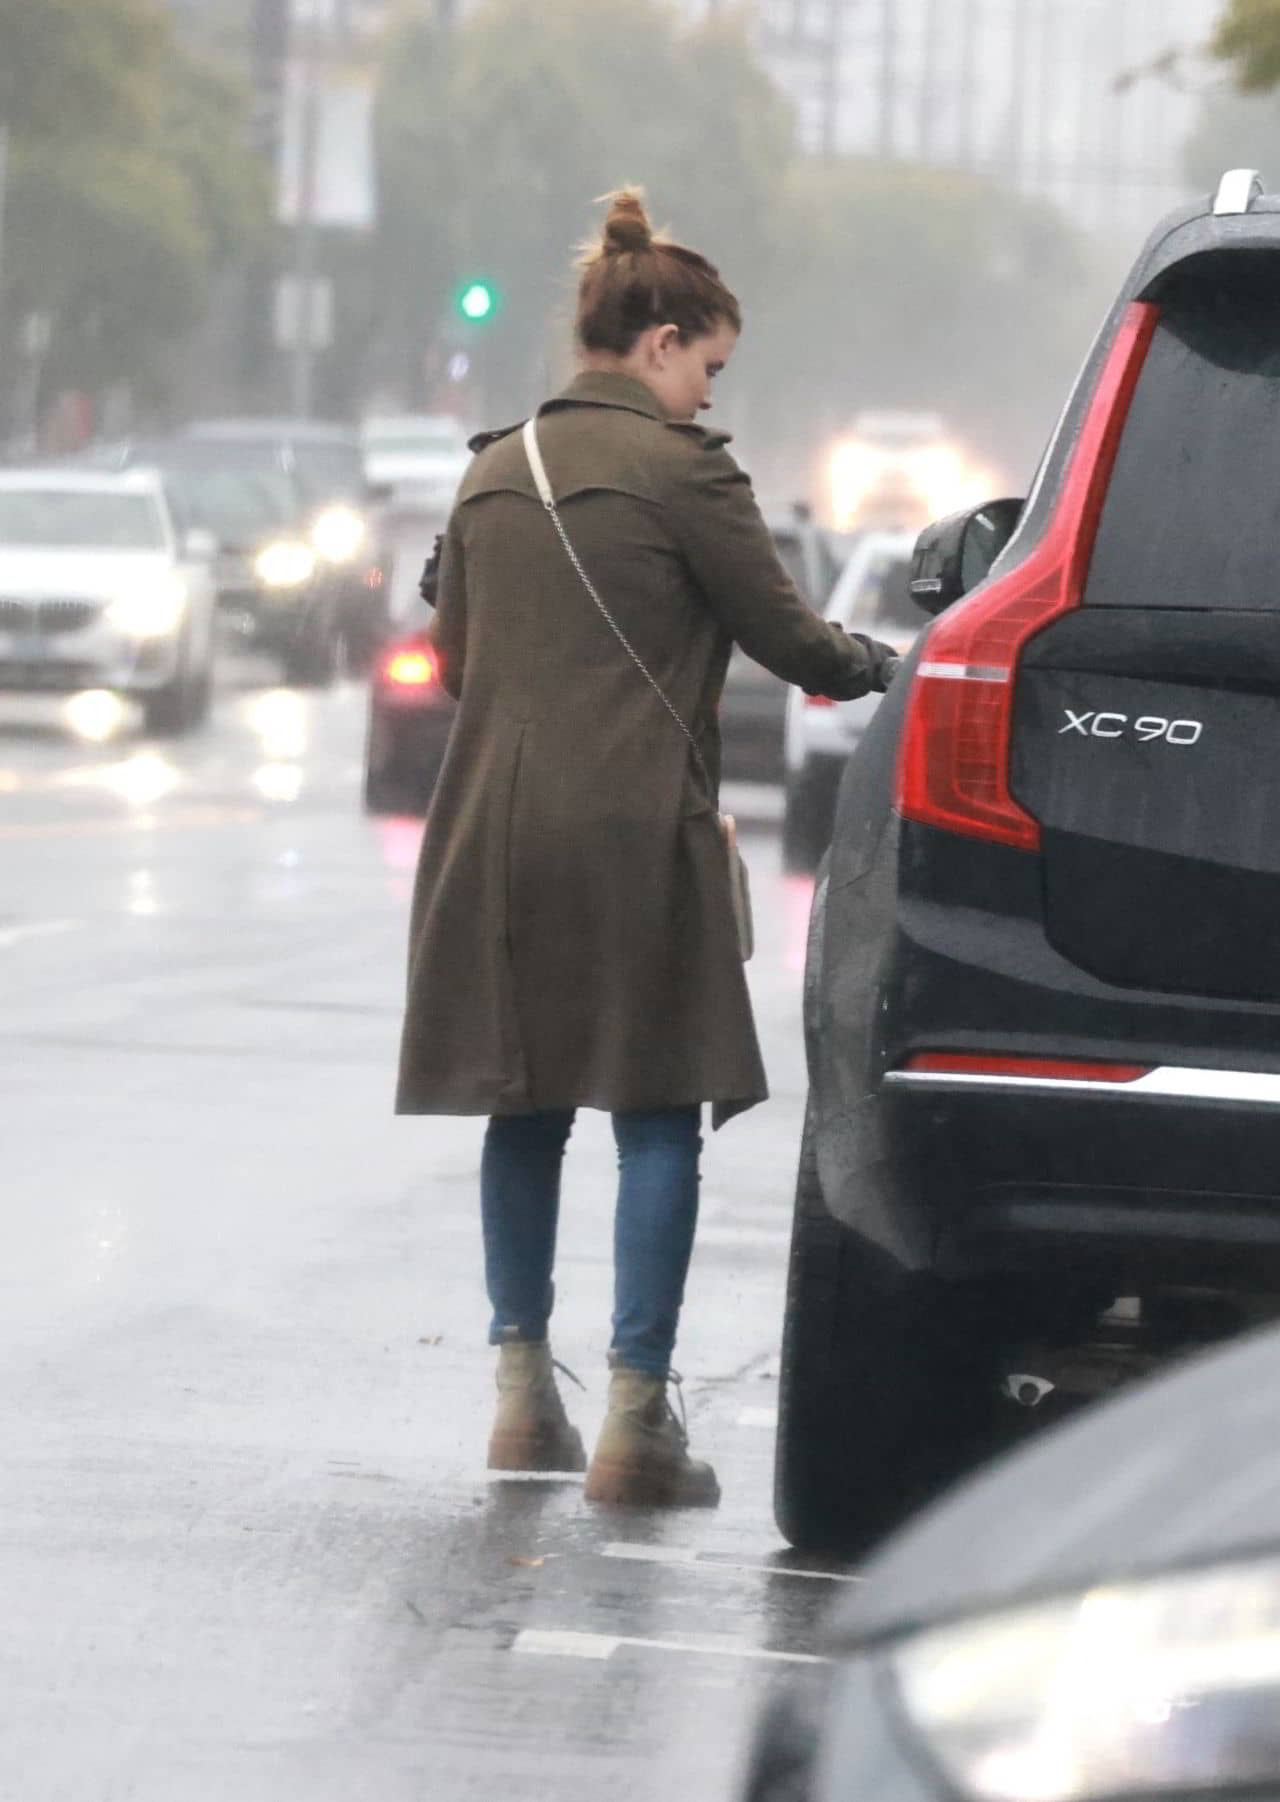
[916,661,1009,684]
[885,1066,1280,1104]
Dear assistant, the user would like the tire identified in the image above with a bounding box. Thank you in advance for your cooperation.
[774,1111,1001,1558]
[363,768,427,817]
[141,652,212,737]
[782,761,840,875]
[342,625,377,680]
[362,719,440,817]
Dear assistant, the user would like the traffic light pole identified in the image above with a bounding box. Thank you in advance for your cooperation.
[289,16,322,419]
[0,124,9,438]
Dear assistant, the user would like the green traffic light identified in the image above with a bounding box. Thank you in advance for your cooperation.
[459,281,496,322]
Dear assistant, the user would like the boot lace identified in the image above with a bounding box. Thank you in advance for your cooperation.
[665,1368,690,1444]
[553,1357,586,1393]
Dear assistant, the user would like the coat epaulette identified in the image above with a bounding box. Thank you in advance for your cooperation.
[665,420,734,453]
[467,421,524,455]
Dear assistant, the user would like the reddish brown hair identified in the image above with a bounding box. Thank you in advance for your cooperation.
[575,188,741,353]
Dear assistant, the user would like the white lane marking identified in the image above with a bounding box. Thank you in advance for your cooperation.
[514,1630,617,1660]
[513,1627,825,1666]
[601,1542,858,1584]
[736,1407,778,1428]
[0,919,79,951]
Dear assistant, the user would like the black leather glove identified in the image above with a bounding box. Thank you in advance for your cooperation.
[850,633,900,693]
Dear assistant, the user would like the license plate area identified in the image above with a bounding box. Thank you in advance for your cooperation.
[1014,666,1280,999]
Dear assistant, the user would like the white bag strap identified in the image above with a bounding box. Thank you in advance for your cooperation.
[521,413,713,795]
[522,417,554,508]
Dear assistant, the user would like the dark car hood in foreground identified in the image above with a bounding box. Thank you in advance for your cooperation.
[832,1321,1280,1648]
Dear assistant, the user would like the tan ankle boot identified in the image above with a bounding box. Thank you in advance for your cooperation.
[584,1365,720,1507]
[487,1341,586,1472]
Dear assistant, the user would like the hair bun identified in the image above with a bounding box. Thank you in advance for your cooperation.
[602,188,653,255]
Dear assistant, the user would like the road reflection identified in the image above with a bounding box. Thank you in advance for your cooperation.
[782,873,815,974]
[243,688,309,760]
[251,763,305,803]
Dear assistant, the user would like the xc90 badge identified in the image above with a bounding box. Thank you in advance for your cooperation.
[1060,709,1203,744]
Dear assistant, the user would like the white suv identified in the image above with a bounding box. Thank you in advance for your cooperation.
[781,528,923,870]
[0,468,217,735]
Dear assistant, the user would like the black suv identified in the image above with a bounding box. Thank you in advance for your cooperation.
[778,170,1280,1556]
[182,420,388,671]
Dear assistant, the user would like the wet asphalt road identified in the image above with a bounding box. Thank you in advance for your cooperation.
[0,533,849,1801]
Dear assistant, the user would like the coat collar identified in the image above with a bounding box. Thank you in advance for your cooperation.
[546,370,667,422]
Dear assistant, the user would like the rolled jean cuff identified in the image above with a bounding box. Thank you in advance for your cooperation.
[607,1346,670,1379]
[489,1321,550,1347]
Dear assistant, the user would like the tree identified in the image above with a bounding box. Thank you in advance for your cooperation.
[0,0,267,438]
[1212,0,1280,91]
[0,0,163,145]
[370,0,1107,497]
[374,0,791,420]
[743,158,1105,496]
[370,9,464,406]
[1184,83,1280,193]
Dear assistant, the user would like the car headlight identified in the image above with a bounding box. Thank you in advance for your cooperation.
[255,540,317,588]
[890,1554,1280,1802]
[310,505,367,564]
[106,572,188,637]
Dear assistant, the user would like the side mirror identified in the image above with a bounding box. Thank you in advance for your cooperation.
[910,497,1023,616]
[182,526,218,562]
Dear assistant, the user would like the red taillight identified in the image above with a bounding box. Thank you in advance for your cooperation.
[903,1052,1150,1083]
[898,302,1160,849]
[385,648,437,687]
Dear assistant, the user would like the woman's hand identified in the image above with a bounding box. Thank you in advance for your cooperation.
[849,634,900,693]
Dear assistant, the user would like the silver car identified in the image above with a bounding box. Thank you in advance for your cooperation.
[0,468,217,735]
[780,528,923,870]
[719,508,846,784]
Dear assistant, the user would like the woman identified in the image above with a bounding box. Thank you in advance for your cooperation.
[397,190,894,1508]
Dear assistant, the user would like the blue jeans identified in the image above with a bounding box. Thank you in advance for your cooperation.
[481,1107,702,1378]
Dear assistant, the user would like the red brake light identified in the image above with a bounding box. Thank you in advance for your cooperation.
[897,302,1160,849]
[904,1053,1150,1083]
[385,648,437,687]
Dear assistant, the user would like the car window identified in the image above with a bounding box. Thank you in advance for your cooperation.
[365,424,466,457]
[850,553,919,635]
[1087,253,1280,612]
[291,444,365,504]
[160,467,298,542]
[0,491,165,550]
[177,441,282,475]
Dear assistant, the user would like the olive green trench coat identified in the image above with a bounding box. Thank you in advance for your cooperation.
[394,371,873,1127]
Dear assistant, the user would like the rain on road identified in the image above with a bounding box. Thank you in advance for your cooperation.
[1,540,848,1801]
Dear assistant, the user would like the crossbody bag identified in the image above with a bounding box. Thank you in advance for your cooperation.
[521,415,753,962]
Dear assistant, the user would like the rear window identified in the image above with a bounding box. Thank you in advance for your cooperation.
[1087,252,1280,611]
[162,467,297,541]
[292,444,364,504]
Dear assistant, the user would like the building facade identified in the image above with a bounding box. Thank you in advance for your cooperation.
[686,0,1223,239]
